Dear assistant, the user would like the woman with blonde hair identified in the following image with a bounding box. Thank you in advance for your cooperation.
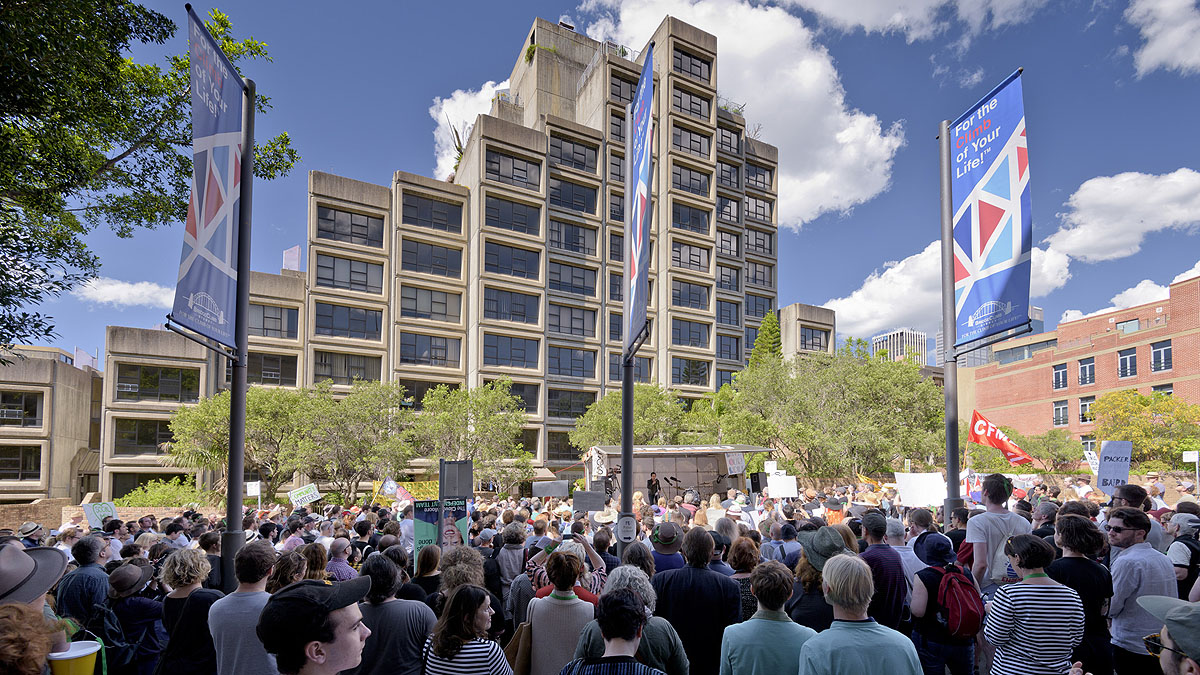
[830,522,859,554]
[706,493,726,524]
[134,531,161,551]
[298,542,328,580]
[53,527,82,561]
[157,548,224,674]
[693,505,710,528]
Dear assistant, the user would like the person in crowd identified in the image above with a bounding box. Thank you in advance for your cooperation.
[421,584,511,675]
[0,603,60,675]
[621,542,656,579]
[649,522,685,572]
[207,540,277,675]
[727,536,759,621]
[907,508,950,564]
[1031,501,1059,539]
[946,508,969,552]
[17,521,43,548]
[967,473,1032,598]
[314,520,336,551]
[908,534,979,675]
[1084,595,1199,675]
[398,504,415,555]
[858,511,907,629]
[652,525,740,675]
[527,535,608,599]
[198,531,222,590]
[280,520,306,551]
[381,545,427,602]
[496,522,526,610]
[414,544,443,595]
[1048,514,1114,675]
[426,546,507,643]
[107,561,168,675]
[1106,506,1178,673]
[349,553,436,675]
[563,588,669,675]
[54,526,81,562]
[257,576,372,675]
[720,560,816,675]
[983,534,1084,675]
[1164,513,1200,600]
[886,516,926,588]
[351,520,374,562]
[300,542,330,580]
[163,521,189,549]
[786,527,849,632]
[56,533,111,621]
[1105,484,1167,554]
[528,551,596,675]
[0,541,69,657]
[326,537,357,581]
[574,565,689,675]
[708,532,736,576]
[592,527,621,572]
[157,548,225,675]
[266,550,307,593]
[796,553,921,675]
[830,522,859,554]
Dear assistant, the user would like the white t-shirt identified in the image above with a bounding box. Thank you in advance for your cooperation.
[1167,539,1197,568]
[965,510,1031,583]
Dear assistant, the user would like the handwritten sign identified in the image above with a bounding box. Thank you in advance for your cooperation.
[287,483,322,507]
[1097,441,1132,494]
[246,481,261,497]
[1083,450,1099,475]
[82,502,117,528]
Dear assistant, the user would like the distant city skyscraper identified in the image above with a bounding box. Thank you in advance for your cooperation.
[871,327,927,364]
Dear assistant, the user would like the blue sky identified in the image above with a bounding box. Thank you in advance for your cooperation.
[48,0,1200,365]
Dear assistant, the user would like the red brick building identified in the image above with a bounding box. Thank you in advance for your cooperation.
[959,276,1199,452]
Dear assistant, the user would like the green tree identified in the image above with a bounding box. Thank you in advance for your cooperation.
[681,383,772,446]
[0,3,299,348]
[569,384,687,450]
[1092,389,1200,468]
[114,475,210,507]
[748,311,781,367]
[409,378,532,494]
[167,386,309,499]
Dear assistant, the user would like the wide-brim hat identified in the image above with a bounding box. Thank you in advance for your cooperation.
[727,504,744,515]
[0,545,67,606]
[108,562,154,599]
[594,508,617,524]
[796,526,850,572]
[18,521,40,537]
[651,522,683,555]
[863,493,882,506]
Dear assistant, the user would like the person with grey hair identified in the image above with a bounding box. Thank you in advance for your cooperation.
[1031,501,1059,539]
[1165,512,1200,599]
[574,566,690,675]
[714,518,739,558]
[315,520,336,551]
[496,522,526,611]
[885,517,925,595]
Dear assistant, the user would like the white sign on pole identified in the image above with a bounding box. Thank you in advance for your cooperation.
[725,452,746,475]
[767,474,798,499]
[1083,451,1099,475]
[894,472,948,507]
[1184,450,1199,463]
[1097,440,1132,494]
[616,515,637,543]
[81,502,118,528]
[288,483,322,507]
[246,481,261,497]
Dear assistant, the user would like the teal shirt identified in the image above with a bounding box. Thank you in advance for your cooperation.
[797,619,921,675]
[720,608,817,675]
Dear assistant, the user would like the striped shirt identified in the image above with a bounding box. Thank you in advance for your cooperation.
[983,582,1084,675]
[422,637,512,675]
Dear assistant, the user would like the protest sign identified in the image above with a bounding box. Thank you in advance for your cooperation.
[82,502,117,528]
[1097,441,1132,494]
[573,491,606,513]
[894,473,948,507]
[287,483,321,507]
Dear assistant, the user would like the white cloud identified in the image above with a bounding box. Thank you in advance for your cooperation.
[428,79,510,181]
[1030,245,1072,297]
[959,66,985,87]
[1172,259,1200,283]
[73,278,173,310]
[1045,168,1200,262]
[1125,0,1200,76]
[782,0,1049,42]
[582,0,905,229]
[1058,257,1200,323]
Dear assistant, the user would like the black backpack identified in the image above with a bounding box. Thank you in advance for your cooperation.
[73,601,150,675]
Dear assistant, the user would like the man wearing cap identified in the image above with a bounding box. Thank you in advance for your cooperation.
[1179,482,1198,506]
[257,577,372,675]
[1165,513,1200,599]
[17,521,43,548]
[653,527,741,675]
[56,533,112,622]
[650,522,685,572]
[858,511,907,629]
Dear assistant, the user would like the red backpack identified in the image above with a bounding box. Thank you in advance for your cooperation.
[934,564,985,640]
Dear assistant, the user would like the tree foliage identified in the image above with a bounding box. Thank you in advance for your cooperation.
[748,311,781,367]
[569,384,687,450]
[681,384,772,446]
[0,2,299,348]
[966,424,1082,474]
[1092,389,1200,468]
[114,475,210,507]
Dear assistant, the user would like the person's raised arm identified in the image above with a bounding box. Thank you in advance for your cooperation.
[577,536,604,573]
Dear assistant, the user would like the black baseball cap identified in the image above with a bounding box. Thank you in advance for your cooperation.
[257,577,370,656]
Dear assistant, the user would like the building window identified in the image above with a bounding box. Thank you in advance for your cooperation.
[485,150,540,191]
[716,369,735,388]
[116,365,200,403]
[717,300,740,327]
[313,351,381,384]
[609,313,622,341]
[400,286,461,323]
[610,153,624,183]
[114,419,173,455]
[801,327,829,351]
[249,304,298,339]
[611,75,636,104]
[672,203,709,234]
[547,432,579,461]
[548,304,596,337]
[1081,435,1095,453]
[671,87,710,120]
[718,335,740,360]
[745,195,773,221]
[226,353,298,387]
[397,380,460,411]
[547,389,596,418]
[315,254,384,294]
[610,233,624,262]
[673,47,711,82]
[1053,400,1068,426]
[671,241,710,272]
[717,231,739,257]
[1052,364,1068,390]
[401,239,462,278]
[547,346,595,378]
[401,194,462,233]
[746,229,773,255]
[484,196,540,235]
[672,126,710,158]
[610,112,625,143]
[717,127,740,155]
[716,161,739,189]
[608,354,650,382]
[609,193,624,222]
[316,206,383,248]
[671,165,710,197]
[483,288,539,324]
[0,445,40,479]
[1152,383,1173,396]
[549,220,597,256]
[495,382,539,413]
[315,302,382,341]
[609,273,623,301]
[747,262,773,288]
[484,242,540,280]
[548,262,596,297]
[484,335,539,369]
[672,318,710,348]
[399,333,461,368]
[1079,396,1094,423]
[1115,318,1139,334]
[745,164,772,191]
[746,294,773,319]
[1151,340,1172,371]
[549,135,598,173]
[672,357,709,386]
[1079,357,1094,385]
[745,325,759,352]
[549,178,597,214]
[0,392,42,427]
[1118,348,1137,378]
[672,280,709,310]
[716,265,739,292]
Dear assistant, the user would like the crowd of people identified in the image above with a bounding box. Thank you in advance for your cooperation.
[1,471,1198,675]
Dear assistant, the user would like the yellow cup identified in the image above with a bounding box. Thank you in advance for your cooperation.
[47,640,101,675]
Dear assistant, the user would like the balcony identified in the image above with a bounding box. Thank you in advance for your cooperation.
[1118,365,1137,378]
[1152,356,1172,372]
[1053,414,1069,426]
[1078,374,1094,386]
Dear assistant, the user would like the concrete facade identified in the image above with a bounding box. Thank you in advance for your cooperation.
[872,327,927,364]
[779,303,835,359]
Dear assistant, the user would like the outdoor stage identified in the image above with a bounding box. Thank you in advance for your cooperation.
[584,444,771,503]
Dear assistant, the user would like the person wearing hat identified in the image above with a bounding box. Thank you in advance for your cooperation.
[859,511,908,630]
[0,544,70,670]
[708,532,735,576]
[650,521,685,572]
[1165,513,1200,599]
[108,560,168,674]
[257,576,372,675]
[17,521,43,548]
[908,533,980,675]
[652,527,741,675]
[785,526,852,632]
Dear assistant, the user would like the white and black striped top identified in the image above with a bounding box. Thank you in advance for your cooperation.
[422,637,512,675]
[983,582,1085,675]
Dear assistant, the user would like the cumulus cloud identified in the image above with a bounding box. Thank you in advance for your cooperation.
[1045,168,1200,262]
[428,79,510,180]
[73,278,173,309]
[1172,259,1200,283]
[1059,257,1200,323]
[1030,245,1072,297]
[580,0,905,229]
[782,0,1049,42]
[1125,0,1200,76]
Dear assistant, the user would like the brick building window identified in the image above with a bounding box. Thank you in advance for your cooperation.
[1153,383,1173,396]
[1118,348,1137,378]
[1079,396,1094,423]
[1052,364,1068,390]
[1081,436,1095,453]
[1151,340,1172,371]
[1053,400,1068,426]
[1078,357,1094,386]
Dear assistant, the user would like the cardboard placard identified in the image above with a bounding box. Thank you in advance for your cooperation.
[767,474,798,499]
[1083,450,1100,475]
[287,483,322,507]
[246,481,261,497]
[533,480,570,498]
[572,491,606,513]
[1097,440,1132,494]
[81,502,117,528]
[894,472,947,507]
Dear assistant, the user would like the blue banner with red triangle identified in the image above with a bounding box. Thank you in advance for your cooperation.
[623,44,654,354]
[950,70,1031,346]
[172,7,245,349]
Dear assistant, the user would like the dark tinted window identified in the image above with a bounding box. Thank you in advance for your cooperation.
[400,286,461,322]
[484,196,540,235]
[747,262,773,287]
[717,300,740,326]
[397,380,460,411]
[672,241,710,272]
[249,304,298,339]
[672,88,710,119]
[549,135,598,173]
[484,242,540,279]
[485,150,540,190]
[317,206,384,248]
[402,194,462,233]
[547,346,595,378]
[672,126,711,158]
[548,304,596,337]
[548,262,596,296]
[672,165,710,197]
[225,353,298,387]
[549,220,597,256]
[718,335,741,360]
[315,302,383,340]
[399,333,461,367]
[672,203,709,234]
[671,357,709,386]
[746,164,773,191]
[746,229,774,255]
[673,48,711,82]
[549,178,597,214]
[313,351,382,384]
[672,318,710,348]
[745,195,772,221]
[484,288,539,324]
[547,389,596,418]
[116,365,200,403]
[717,231,739,257]
[608,354,650,382]
[316,254,384,294]
[716,265,739,291]
[114,419,172,455]
[746,294,773,318]
[611,75,636,104]
[717,196,739,223]
[672,279,709,309]
[484,334,539,368]
[402,239,462,278]
[717,127,740,154]
[717,161,739,189]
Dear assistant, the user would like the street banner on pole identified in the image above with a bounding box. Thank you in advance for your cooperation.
[623,44,654,353]
[968,410,1034,466]
[950,70,1032,346]
[172,8,245,349]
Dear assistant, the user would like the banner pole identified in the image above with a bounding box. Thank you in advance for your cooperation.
[222,77,255,592]
[618,98,635,560]
[939,119,964,531]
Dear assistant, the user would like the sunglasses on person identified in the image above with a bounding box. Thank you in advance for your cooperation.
[1104,524,1133,533]
[1144,633,1189,658]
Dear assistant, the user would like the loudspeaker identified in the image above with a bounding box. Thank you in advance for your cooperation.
[749,472,768,493]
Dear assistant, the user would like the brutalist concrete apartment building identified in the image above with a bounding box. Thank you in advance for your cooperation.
[7,16,780,501]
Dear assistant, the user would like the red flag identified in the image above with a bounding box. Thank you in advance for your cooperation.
[968,410,1033,466]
